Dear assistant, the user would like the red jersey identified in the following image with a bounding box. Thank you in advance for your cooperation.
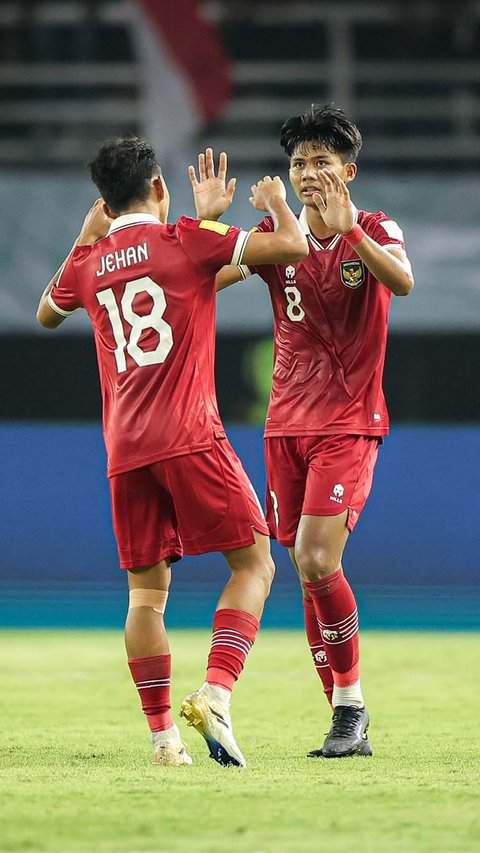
[243,207,406,437]
[48,213,251,476]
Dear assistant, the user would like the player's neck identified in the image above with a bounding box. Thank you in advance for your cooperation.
[120,200,166,223]
[305,206,337,240]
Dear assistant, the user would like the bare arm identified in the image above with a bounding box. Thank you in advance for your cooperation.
[36,260,72,329]
[241,178,307,265]
[313,168,414,296]
[215,265,244,292]
[348,239,413,296]
[36,199,113,329]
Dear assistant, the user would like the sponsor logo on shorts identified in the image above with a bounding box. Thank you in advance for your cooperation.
[329,483,344,504]
[315,649,328,664]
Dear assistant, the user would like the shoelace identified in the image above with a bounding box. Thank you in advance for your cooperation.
[328,706,363,739]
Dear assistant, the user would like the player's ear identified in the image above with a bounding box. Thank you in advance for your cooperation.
[344,162,357,183]
[152,174,165,201]
[103,202,117,220]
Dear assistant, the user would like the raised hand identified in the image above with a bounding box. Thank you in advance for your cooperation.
[77,198,114,245]
[312,169,355,234]
[249,175,287,211]
[189,148,237,221]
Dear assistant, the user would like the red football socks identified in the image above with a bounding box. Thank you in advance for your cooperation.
[303,568,360,688]
[128,653,173,732]
[303,596,334,707]
[206,608,260,691]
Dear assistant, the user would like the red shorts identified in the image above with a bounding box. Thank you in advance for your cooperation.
[264,434,380,547]
[110,437,269,569]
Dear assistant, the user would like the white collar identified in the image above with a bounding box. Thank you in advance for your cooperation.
[299,205,358,251]
[108,212,161,234]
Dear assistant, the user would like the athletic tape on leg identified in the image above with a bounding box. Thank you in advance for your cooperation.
[129,589,169,614]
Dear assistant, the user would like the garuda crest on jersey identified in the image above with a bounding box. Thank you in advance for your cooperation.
[340,259,365,289]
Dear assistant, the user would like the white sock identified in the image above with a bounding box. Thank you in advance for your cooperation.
[151,724,179,746]
[332,680,364,709]
[203,681,231,707]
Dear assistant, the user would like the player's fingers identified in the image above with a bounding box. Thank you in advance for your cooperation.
[226,177,236,200]
[218,151,227,182]
[198,152,206,181]
[312,191,326,210]
[329,170,348,193]
[206,147,215,178]
[188,165,199,186]
[320,168,334,189]
[262,175,273,182]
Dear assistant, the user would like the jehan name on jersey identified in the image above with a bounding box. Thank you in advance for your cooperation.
[95,242,149,277]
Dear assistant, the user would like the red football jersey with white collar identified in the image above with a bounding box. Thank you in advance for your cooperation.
[49,213,251,475]
[244,208,406,437]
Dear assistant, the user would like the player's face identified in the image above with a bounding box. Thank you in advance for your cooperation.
[289,143,356,206]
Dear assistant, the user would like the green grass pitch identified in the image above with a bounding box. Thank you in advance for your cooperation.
[1,629,480,853]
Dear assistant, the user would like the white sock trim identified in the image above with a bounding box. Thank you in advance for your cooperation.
[203,681,232,707]
[332,680,364,709]
[151,724,179,746]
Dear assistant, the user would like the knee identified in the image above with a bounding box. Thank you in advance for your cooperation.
[294,544,339,582]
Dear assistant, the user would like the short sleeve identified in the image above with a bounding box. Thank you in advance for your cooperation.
[363,211,406,251]
[177,216,252,271]
[241,215,275,278]
[47,250,81,316]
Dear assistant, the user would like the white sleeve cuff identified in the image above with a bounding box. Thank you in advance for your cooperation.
[230,229,251,266]
[47,292,77,317]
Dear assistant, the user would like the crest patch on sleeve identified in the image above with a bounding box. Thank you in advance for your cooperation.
[199,220,231,235]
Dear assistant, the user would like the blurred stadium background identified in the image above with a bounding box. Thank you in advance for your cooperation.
[0,0,479,630]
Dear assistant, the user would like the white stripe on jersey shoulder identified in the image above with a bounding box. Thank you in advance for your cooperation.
[108,212,161,234]
[299,205,358,251]
[231,229,251,266]
[379,219,404,241]
[46,292,77,316]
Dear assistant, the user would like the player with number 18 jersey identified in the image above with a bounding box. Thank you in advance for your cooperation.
[49,214,251,477]
[49,212,269,566]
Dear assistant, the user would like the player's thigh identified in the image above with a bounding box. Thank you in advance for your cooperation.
[156,438,269,554]
[109,466,182,570]
[264,437,308,548]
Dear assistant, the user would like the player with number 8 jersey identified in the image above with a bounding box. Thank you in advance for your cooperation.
[216,105,414,760]
[37,137,308,768]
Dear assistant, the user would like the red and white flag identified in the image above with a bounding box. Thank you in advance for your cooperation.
[131,0,231,159]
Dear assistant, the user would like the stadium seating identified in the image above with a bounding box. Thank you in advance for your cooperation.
[1,0,480,168]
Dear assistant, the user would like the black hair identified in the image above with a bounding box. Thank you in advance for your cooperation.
[87,137,160,213]
[280,104,362,163]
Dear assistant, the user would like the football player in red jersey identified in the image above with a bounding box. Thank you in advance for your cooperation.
[37,137,308,768]
[215,105,414,758]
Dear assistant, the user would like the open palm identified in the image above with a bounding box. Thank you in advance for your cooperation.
[189,148,236,221]
[312,169,355,234]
